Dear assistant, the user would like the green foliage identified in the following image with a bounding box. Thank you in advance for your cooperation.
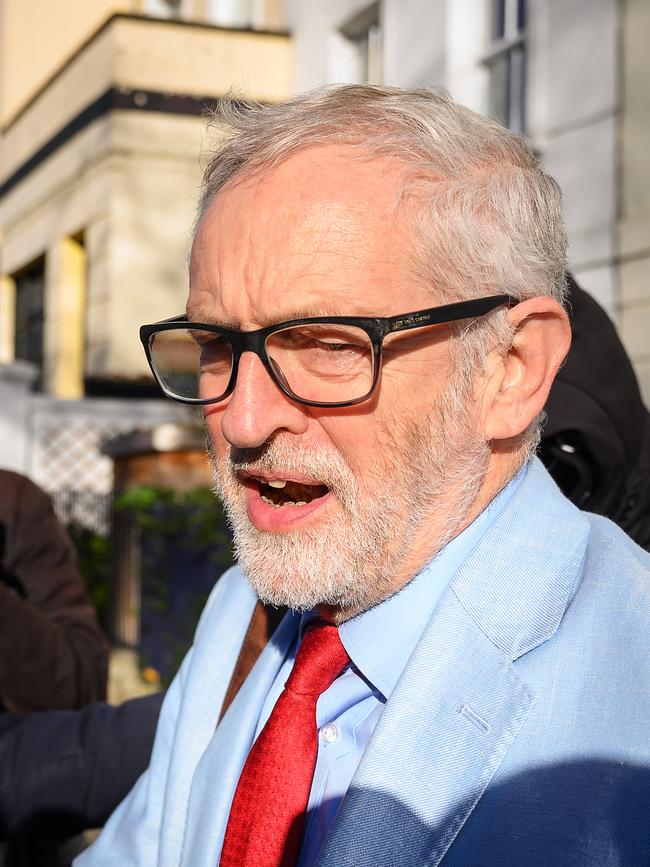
[67,522,110,632]
[116,485,234,685]
[67,486,234,685]
[114,485,232,561]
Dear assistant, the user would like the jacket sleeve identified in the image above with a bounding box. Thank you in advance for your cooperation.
[0,473,109,711]
[0,691,164,841]
[75,654,191,866]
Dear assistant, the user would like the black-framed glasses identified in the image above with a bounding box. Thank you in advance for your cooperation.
[139,293,516,408]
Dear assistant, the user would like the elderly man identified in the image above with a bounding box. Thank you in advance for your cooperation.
[78,86,650,866]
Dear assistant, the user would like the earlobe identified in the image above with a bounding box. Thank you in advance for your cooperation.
[482,297,571,443]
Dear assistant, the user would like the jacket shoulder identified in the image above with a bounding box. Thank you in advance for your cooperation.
[582,511,650,588]
[562,512,650,655]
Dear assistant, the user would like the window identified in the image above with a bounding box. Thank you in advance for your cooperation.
[143,0,183,19]
[340,3,382,85]
[13,257,45,390]
[483,0,527,133]
[206,0,253,28]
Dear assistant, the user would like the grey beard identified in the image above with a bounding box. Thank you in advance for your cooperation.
[207,393,490,613]
[209,439,402,611]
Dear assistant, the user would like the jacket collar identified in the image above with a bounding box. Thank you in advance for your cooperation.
[450,456,589,661]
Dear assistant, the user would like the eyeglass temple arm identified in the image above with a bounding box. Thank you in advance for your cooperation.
[385,294,516,334]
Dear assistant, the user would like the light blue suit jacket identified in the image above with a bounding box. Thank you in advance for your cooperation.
[78,458,650,866]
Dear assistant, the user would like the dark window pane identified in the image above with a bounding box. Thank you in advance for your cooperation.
[14,258,45,390]
[488,53,510,127]
[493,0,506,39]
[487,41,527,134]
[517,0,527,32]
[509,44,527,133]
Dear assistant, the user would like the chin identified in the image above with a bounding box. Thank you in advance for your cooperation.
[232,528,393,614]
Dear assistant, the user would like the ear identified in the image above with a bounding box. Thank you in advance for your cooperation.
[480,297,571,442]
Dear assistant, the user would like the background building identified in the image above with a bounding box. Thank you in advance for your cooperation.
[2,0,647,405]
[0,0,290,510]
[0,0,291,673]
[284,0,650,403]
[0,0,290,398]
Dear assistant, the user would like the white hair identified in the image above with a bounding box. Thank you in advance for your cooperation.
[197,85,568,453]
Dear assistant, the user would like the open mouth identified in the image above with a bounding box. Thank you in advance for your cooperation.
[253,477,330,508]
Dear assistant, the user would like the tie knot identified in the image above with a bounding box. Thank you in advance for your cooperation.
[285,621,349,697]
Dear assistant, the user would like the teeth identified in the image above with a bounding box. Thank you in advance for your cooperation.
[260,495,308,508]
[267,479,287,489]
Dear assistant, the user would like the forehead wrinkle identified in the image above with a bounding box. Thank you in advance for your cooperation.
[189,147,433,333]
[185,300,373,330]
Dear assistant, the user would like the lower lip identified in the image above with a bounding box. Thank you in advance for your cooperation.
[244,481,334,531]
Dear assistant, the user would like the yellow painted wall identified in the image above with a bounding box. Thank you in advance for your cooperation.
[0,0,132,126]
[0,275,16,363]
[44,236,87,397]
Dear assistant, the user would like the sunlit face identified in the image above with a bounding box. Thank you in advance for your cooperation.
[189,146,490,616]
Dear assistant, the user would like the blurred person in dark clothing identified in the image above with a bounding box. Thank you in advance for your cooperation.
[541,275,650,551]
[0,601,283,862]
[0,603,285,865]
[0,470,110,866]
[0,469,108,711]
[0,691,164,862]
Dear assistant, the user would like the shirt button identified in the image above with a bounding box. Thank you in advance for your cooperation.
[319,722,339,744]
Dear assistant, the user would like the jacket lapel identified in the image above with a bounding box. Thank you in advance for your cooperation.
[319,459,590,867]
[318,592,536,867]
[180,607,301,867]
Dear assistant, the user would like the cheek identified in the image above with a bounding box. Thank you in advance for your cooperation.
[320,414,400,489]
[374,382,426,446]
[204,408,228,455]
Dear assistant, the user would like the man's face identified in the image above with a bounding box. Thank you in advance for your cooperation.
[189,146,490,616]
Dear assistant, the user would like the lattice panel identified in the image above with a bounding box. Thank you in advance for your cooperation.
[26,397,193,532]
[32,415,134,496]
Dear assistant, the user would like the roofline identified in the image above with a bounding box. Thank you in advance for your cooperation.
[1,11,289,133]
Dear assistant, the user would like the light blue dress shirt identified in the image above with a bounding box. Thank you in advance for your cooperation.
[255,466,526,865]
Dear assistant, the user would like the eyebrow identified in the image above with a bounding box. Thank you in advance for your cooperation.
[185,303,359,329]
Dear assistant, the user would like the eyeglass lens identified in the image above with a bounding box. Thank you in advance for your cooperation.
[148,323,375,404]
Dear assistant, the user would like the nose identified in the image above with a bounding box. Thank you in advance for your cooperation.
[219,352,309,448]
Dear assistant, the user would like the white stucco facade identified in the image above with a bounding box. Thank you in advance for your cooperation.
[284,0,650,400]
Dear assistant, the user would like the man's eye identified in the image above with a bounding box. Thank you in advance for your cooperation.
[189,335,231,370]
[201,341,229,359]
[189,330,216,347]
[313,340,356,351]
[290,332,366,350]
[268,326,371,359]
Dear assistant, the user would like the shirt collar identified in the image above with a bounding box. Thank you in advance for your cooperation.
[323,463,529,700]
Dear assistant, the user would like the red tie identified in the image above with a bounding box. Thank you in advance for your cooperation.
[219,621,349,867]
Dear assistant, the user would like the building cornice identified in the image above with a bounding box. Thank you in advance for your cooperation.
[0,87,233,200]
[1,12,289,133]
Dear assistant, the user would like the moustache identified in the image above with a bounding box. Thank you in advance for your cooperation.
[210,439,359,511]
